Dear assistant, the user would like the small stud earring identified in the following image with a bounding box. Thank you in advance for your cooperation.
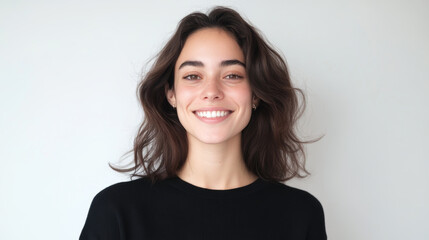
[252,103,257,110]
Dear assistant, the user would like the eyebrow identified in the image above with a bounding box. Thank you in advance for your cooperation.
[178,59,246,70]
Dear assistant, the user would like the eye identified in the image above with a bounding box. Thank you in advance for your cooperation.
[183,74,201,80]
[225,74,243,79]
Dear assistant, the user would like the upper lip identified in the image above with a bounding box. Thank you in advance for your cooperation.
[193,107,233,112]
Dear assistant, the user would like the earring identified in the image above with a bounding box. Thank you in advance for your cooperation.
[172,103,176,109]
[252,95,258,110]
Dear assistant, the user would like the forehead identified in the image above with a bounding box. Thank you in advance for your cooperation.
[175,28,244,69]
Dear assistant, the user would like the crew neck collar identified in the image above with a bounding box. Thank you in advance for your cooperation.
[166,176,266,199]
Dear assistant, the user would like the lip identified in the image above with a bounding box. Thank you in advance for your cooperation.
[192,107,233,124]
[193,107,232,111]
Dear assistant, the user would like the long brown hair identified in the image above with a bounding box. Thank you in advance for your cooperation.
[111,6,318,182]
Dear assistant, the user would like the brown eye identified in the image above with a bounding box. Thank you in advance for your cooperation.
[184,74,201,80]
[225,74,243,79]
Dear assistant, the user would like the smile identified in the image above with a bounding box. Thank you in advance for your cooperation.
[194,110,231,118]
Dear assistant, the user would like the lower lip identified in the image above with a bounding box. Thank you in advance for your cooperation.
[194,112,232,123]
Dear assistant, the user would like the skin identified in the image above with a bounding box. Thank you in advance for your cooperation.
[167,28,258,190]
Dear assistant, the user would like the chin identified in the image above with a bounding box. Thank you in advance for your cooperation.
[195,136,230,145]
[189,130,242,145]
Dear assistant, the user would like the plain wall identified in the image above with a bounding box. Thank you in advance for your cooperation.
[1,0,428,239]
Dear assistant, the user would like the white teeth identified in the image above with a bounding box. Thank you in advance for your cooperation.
[196,110,230,118]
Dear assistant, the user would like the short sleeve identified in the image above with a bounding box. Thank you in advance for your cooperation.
[306,197,327,240]
[79,191,121,240]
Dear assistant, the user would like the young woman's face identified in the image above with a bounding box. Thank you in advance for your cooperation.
[167,28,254,145]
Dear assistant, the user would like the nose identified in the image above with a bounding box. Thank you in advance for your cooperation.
[200,77,224,101]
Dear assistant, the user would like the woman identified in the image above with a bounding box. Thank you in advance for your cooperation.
[80,6,327,240]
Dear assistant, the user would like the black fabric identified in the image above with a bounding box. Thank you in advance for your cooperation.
[79,177,327,240]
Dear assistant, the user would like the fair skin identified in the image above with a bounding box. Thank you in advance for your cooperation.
[167,28,258,190]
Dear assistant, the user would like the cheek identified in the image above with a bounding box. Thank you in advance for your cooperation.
[175,86,195,106]
[231,85,252,106]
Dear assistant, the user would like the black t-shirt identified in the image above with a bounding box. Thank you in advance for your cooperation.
[79,177,327,240]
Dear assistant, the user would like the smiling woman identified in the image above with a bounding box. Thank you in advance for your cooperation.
[80,6,327,240]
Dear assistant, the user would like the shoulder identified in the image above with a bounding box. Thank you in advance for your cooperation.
[91,177,154,205]
[261,181,327,238]
[262,180,325,216]
[265,181,322,203]
[79,177,155,239]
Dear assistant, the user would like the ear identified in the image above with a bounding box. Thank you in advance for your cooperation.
[166,85,176,108]
[252,95,260,107]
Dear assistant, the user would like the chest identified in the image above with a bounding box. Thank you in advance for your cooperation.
[118,195,308,240]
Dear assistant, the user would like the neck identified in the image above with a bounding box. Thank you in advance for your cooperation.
[177,133,257,190]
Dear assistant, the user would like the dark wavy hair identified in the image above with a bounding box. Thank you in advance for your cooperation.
[111,6,318,182]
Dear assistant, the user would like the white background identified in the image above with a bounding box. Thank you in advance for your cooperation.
[1,0,428,239]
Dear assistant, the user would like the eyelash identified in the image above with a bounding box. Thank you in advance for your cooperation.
[183,74,243,80]
[183,74,201,80]
[225,74,243,79]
